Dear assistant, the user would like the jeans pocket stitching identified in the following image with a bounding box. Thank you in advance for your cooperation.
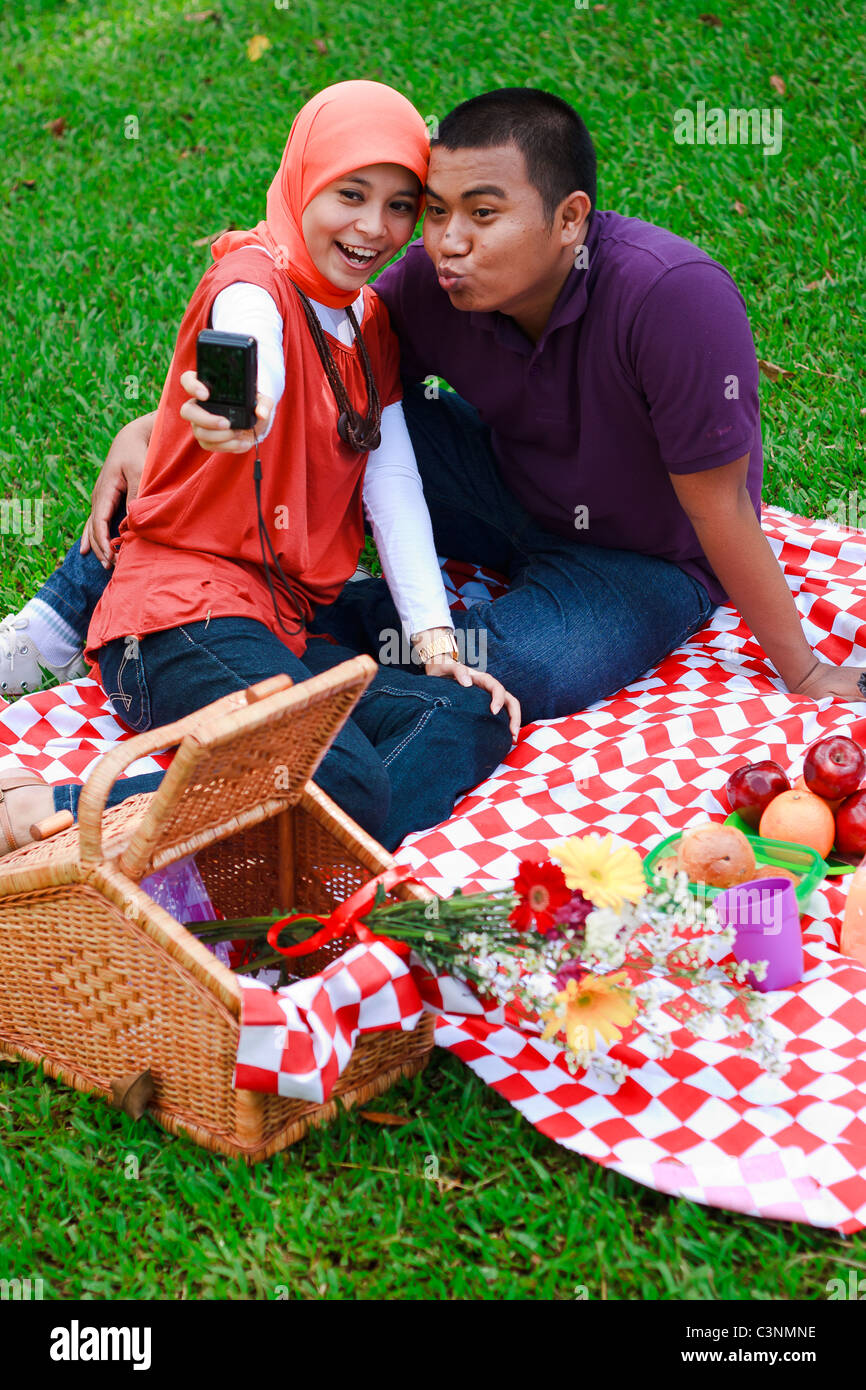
[175,625,267,687]
[108,651,133,713]
[361,683,451,709]
[107,644,152,731]
[381,705,437,769]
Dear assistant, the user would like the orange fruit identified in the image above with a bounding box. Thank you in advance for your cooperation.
[759,789,835,859]
[793,773,842,813]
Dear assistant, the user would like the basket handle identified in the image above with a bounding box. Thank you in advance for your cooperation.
[76,675,293,865]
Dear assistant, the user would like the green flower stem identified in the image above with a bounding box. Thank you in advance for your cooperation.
[182,892,538,996]
[232,952,288,976]
[185,893,517,949]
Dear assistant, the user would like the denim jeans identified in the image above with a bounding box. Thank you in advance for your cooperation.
[40,499,126,644]
[312,383,717,723]
[51,619,512,852]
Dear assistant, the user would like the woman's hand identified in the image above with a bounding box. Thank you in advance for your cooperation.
[424,654,522,741]
[80,412,156,567]
[179,371,274,453]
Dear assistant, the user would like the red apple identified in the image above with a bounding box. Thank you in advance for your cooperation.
[794,773,842,813]
[725,761,791,829]
[803,735,866,800]
[834,790,866,856]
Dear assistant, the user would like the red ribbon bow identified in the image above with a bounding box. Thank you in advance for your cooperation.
[266,866,427,961]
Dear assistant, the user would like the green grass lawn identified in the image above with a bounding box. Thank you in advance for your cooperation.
[1,0,865,1299]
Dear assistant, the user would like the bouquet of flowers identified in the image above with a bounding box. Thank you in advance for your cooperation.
[185,832,785,1086]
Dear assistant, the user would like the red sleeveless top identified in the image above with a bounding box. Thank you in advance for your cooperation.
[85,246,401,666]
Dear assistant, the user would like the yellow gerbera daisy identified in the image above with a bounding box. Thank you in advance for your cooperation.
[550,833,647,912]
[541,972,638,1053]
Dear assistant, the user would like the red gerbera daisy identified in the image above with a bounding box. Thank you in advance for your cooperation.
[509,858,571,931]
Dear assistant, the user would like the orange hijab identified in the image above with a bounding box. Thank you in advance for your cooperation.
[211,80,429,309]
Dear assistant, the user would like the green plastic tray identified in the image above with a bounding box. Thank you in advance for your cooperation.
[644,825,827,906]
[724,810,857,876]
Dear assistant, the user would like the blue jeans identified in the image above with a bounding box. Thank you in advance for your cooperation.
[51,619,511,852]
[312,384,716,723]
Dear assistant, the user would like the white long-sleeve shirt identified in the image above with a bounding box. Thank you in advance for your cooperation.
[211,276,453,639]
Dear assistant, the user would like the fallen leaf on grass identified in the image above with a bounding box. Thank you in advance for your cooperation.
[192,223,235,246]
[110,1068,155,1119]
[791,360,844,381]
[733,199,747,215]
[45,117,66,137]
[757,358,795,383]
[698,12,722,26]
[184,9,220,20]
[246,34,271,61]
[13,179,36,192]
[313,38,328,55]
[357,1109,412,1126]
[770,74,786,96]
[804,270,835,291]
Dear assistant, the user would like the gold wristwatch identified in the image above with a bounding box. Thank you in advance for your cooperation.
[411,628,460,664]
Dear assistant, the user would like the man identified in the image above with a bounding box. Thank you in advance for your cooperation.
[3,87,863,720]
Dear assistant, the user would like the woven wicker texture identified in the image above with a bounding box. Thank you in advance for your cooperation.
[93,657,376,876]
[0,794,153,897]
[0,661,435,1159]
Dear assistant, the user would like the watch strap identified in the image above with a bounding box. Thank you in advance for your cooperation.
[412,630,459,664]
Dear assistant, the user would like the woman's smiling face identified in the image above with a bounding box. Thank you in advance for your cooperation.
[301,163,421,291]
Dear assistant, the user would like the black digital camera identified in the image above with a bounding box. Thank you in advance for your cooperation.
[196,329,258,431]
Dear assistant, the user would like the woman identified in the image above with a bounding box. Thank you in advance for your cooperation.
[0,81,518,857]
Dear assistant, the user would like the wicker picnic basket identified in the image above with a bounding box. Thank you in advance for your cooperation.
[0,658,435,1160]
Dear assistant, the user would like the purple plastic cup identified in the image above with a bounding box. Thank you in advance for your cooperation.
[713,876,804,992]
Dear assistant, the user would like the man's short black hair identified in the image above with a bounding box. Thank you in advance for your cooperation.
[432,87,597,226]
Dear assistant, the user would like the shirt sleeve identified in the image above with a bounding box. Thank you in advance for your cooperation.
[628,261,761,473]
[211,282,285,442]
[363,400,455,639]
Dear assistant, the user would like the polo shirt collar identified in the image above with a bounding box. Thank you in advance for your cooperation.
[468,209,602,354]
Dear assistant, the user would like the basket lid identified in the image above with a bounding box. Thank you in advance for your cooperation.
[115,656,376,882]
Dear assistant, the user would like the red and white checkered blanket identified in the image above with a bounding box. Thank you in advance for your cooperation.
[3,505,866,1232]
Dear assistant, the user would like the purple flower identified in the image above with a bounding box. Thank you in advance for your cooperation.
[554,958,587,991]
[553,891,593,928]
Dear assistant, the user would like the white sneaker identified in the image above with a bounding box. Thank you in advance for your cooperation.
[349,560,376,582]
[0,614,88,697]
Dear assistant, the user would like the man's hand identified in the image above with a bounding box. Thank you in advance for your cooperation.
[179,371,274,453]
[424,654,522,741]
[789,661,866,703]
[670,460,866,705]
[80,412,155,567]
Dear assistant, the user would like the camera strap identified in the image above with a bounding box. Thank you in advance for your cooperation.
[252,433,307,638]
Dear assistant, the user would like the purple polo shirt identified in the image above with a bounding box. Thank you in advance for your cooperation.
[374,209,763,605]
